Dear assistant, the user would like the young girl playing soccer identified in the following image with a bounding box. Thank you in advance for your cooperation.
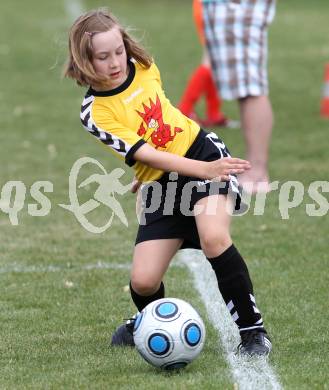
[64,9,271,356]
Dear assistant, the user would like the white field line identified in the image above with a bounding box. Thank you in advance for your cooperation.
[0,262,130,274]
[0,261,184,275]
[179,249,282,390]
[64,0,85,21]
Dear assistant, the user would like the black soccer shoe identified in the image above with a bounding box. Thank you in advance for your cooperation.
[110,316,136,347]
[237,329,272,357]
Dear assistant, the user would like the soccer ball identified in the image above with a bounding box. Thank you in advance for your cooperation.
[133,298,206,370]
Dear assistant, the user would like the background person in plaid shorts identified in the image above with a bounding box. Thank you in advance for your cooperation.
[178,0,235,129]
[202,0,276,193]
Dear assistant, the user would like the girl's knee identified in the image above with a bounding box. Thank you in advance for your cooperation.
[200,232,232,258]
[130,276,160,296]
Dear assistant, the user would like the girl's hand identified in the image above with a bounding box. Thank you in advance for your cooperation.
[206,157,251,181]
[131,176,142,193]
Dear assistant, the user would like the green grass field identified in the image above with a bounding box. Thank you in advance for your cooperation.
[1,0,329,388]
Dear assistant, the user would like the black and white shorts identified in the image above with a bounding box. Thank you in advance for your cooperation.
[135,129,243,249]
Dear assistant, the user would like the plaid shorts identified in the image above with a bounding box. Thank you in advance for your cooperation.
[202,0,276,100]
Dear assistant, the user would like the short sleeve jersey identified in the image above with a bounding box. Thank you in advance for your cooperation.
[80,60,200,182]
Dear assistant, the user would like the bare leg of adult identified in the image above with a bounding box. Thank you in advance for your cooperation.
[238,95,273,193]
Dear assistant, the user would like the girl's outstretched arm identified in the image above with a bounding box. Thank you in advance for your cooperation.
[133,143,250,182]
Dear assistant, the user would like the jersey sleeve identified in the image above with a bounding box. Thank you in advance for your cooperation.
[80,99,146,167]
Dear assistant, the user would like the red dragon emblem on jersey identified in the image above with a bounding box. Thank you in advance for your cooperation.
[136,94,183,149]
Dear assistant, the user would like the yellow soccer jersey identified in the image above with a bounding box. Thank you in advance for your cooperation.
[80,60,200,182]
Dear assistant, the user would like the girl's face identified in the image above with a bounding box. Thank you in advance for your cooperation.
[91,27,128,90]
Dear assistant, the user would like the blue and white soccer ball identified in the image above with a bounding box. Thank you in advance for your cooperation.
[133,298,206,370]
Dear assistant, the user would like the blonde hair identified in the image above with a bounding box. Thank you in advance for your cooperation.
[63,8,153,87]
